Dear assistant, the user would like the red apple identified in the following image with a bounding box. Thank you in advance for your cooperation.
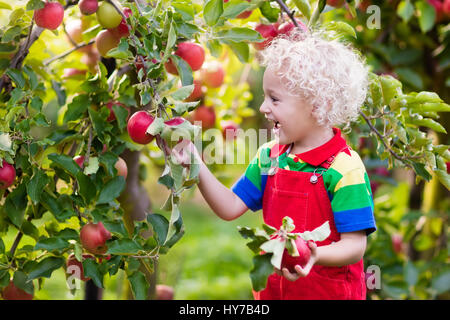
[62,68,86,79]
[253,24,278,51]
[201,62,225,88]
[155,284,174,300]
[34,1,64,30]
[95,29,120,57]
[184,79,204,102]
[281,237,311,273]
[391,233,404,254]
[0,162,16,189]
[73,155,85,168]
[192,105,216,130]
[1,281,33,300]
[277,20,308,36]
[444,0,450,16]
[80,222,112,255]
[327,0,345,7]
[428,0,444,22]
[115,156,128,178]
[165,42,205,75]
[127,111,155,144]
[110,7,132,38]
[221,120,240,140]
[66,253,95,281]
[79,0,98,15]
[165,117,186,127]
[106,101,130,122]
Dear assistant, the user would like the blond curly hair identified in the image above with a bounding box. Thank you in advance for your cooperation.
[260,29,368,127]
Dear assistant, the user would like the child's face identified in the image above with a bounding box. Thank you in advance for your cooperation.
[260,67,318,146]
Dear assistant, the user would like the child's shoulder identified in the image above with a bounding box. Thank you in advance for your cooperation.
[330,148,366,176]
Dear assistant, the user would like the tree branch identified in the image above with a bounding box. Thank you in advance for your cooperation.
[43,40,95,66]
[274,0,302,30]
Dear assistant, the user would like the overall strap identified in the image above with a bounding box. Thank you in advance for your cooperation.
[319,145,352,169]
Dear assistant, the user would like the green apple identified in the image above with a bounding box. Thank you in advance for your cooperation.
[96,2,122,29]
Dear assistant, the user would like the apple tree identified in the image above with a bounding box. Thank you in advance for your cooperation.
[0,0,449,300]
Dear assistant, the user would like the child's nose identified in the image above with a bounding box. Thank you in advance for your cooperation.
[259,100,270,114]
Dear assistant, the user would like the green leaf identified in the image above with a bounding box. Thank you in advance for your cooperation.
[293,0,312,20]
[146,116,165,136]
[206,39,222,58]
[0,238,4,254]
[0,1,12,9]
[397,0,415,23]
[4,182,27,228]
[250,254,274,292]
[89,107,110,141]
[170,55,193,86]
[147,213,169,245]
[64,94,90,123]
[127,271,149,300]
[2,26,22,43]
[26,0,44,11]
[48,153,81,176]
[106,38,132,59]
[106,239,143,255]
[204,0,223,26]
[13,271,34,295]
[226,41,249,63]
[6,68,25,88]
[409,118,447,134]
[76,171,97,205]
[34,237,69,251]
[416,0,435,33]
[112,104,129,131]
[380,75,402,105]
[404,261,418,287]
[260,237,285,269]
[20,220,39,241]
[217,27,263,43]
[259,1,280,22]
[27,168,49,204]
[395,67,423,90]
[27,257,64,280]
[51,80,67,106]
[431,271,450,295]
[326,21,357,39]
[223,0,252,19]
[82,259,104,288]
[97,176,126,204]
[172,2,195,20]
[171,85,194,101]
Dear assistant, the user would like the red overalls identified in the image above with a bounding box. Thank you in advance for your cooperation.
[253,143,366,300]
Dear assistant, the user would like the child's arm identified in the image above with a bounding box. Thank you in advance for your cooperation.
[173,140,248,221]
[197,161,249,221]
[277,231,367,281]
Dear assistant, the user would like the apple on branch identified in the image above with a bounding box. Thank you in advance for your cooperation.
[127,111,155,144]
[155,284,174,300]
[66,253,95,281]
[80,221,112,255]
[95,29,120,58]
[184,79,204,102]
[191,105,216,130]
[253,23,278,51]
[96,1,123,29]
[200,62,225,88]
[165,42,205,75]
[33,1,64,30]
[1,281,33,300]
[0,161,16,189]
[79,0,99,15]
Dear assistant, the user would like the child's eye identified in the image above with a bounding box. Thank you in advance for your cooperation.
[271,96,279,102]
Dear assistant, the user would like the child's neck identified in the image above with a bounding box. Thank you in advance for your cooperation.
[289,127,335,155]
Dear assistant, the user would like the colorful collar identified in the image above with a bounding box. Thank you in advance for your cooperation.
[269,128,351,166]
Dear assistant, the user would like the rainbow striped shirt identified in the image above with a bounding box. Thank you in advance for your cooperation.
[232,128,376,235]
